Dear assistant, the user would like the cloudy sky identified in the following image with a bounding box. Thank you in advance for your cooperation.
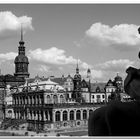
[0,4,140,82]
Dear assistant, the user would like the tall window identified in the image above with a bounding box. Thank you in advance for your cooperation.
[76,110,81,120]
[53,95,58,104]
[60,95,64,103]
[55,111,60,121]
[83,110,87,120]
[70,110,74,120]
[96,95,101,103]
[47,95,51,104]
[63,111,67,121]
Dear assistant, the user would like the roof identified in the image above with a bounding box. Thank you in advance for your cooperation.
[90,83,106,92]
[27,76,107,92]
[18,78,65,92]
[27,77,66,86]
[0,74,25,88]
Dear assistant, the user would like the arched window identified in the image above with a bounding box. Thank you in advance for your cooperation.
[63,111,68,121]
[47,95,51,104]
[8,110,12,118]
[60,95,64,103]
[55,111,60,122]
[83,110,87,120]
[53,95,58,104]
[76,110,81,120]
[70,110,74,120]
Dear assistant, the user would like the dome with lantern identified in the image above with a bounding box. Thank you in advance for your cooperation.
[14,55,29,64]
[114,73,122,82]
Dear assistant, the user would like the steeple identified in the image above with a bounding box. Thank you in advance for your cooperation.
[87,68,91,78]
[76,59,79,74]
[19,24,25,46]
[14,24,29,79]
[18,24,25,55]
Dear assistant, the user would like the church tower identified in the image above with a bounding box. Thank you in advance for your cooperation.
[14,26,30,79]
[73,60,82,100]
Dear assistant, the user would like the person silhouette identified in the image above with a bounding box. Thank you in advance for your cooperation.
[88,65,140,136]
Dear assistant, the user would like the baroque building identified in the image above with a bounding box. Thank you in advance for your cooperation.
[10,77,101,132]
[0,29,130,134]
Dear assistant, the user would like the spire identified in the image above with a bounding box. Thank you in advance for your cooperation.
[76,59,79,74]
[21,24,23,42]
[19,23,24,45]
[87,68,91,78]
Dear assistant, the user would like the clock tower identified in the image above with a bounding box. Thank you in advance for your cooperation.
[14,26,30,79]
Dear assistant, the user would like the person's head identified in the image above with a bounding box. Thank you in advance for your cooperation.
[124,66,140,101]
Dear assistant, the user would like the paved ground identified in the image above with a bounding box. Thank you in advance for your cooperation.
[60,130,88,136]
[0,128,88,137]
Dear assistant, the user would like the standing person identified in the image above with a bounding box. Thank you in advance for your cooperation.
[88,66,140,136]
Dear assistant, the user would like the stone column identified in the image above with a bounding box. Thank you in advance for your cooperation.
[36,96,38,105]
[44,111,46,121]
[39,96,41,105]
[68,110,70,121]
[53,111,55,123]
[35,111,37,120]
[48,110,50,121]
[39,111,42,121]
[60,110,63,122]
[81,110,83,120]
[87,109,89,119]
[74,110,76,120]
[32,112,34,120]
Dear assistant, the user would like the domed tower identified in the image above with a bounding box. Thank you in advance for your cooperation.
[14,26,30,79]
[72,60,82,100]
[114,73,123,86]
[87,68,91,92]
[114,73,123,92]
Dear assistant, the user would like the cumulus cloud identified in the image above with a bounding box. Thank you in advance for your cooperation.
[96,59,135,72]
[28,47,77,65]
[28,47,91,70]
[0,52,17,61]
[86,22,140,46]
[0,11,33,38]
[38,65,50,72]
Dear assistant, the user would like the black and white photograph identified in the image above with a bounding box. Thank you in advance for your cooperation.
[0,3,139,137]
